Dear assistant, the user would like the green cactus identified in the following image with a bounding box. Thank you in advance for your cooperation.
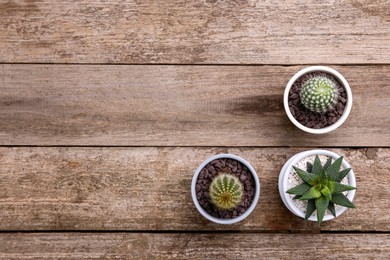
[209,173,244,210]
[299,75,339,113]
[286,155,356,225]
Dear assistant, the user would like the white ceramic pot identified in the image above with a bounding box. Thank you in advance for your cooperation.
[283,66,353,134]
[278,149,356,222]
[191,154,260,224]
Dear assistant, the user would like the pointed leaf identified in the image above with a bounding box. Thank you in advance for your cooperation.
[312,155,323,175]
[306,162,313,173]
[334,182,356,193]
[328,202,336,217]
[327,180,337,193]
[331,193,356,208]
[300,187,322,200]
[305,199,316,220]
[286,183,311,195]
[293,195,302,200]
[337,168,351,182]
[323,156,332,170]
[326,156,343,181]
[318,169,326,180]
[320,185,332,200]
[293,166,318,185]
[315,196,330,225]
[327,180,355,194]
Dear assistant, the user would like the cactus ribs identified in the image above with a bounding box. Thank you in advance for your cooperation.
[195,158,256,219]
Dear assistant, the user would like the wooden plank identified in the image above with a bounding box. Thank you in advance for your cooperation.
[0,0,389,64]
[0,233,389,259]
[0,147,388,231]
[1,64,389,146]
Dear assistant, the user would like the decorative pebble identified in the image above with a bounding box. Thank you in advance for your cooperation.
[288,72,346,129]
[196,158,256,219]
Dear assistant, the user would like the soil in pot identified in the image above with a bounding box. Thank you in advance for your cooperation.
[288,72,348,129]
[195,158,256,219]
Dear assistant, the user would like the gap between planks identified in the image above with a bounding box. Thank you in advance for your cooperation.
[0,230,388,234]
[2,63,390,66]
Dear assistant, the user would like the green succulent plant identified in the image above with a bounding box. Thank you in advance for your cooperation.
[299,75,339,113]
[209,173,243,210]
[286,155,356,225]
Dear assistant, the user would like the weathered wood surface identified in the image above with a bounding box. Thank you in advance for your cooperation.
[0,233,389,259]
[0,0,389,64]
[1,64,389,146]
[0,147,388,231]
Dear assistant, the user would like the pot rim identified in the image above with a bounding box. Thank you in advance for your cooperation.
[283,66,353,134]
[191,153,260,225]
[278,149,356,222]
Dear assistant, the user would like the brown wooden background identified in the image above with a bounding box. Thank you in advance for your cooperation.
[0,0,389,258]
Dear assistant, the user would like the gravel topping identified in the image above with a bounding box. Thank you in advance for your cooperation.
[195,158,256,219]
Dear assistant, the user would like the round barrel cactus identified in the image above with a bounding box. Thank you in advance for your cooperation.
[299,75,339,113]
[209,173,243,210]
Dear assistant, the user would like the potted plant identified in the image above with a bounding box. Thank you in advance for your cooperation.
[283,66,353,134]
[191,154,260,224]
[278,150,356,224]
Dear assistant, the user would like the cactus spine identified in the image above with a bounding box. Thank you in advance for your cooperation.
[299,75,339,113]
[209,173,243,210]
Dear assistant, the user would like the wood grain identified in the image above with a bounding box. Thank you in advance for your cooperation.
[0,0,389,64]
[0,147,388,231]
[0,233,389,259]
[1,64,389,146]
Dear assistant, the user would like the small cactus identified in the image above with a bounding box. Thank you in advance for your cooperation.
[209,173,243,210]
[299,75,339,113]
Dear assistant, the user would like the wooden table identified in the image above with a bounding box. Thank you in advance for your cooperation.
[1,0,390,258]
